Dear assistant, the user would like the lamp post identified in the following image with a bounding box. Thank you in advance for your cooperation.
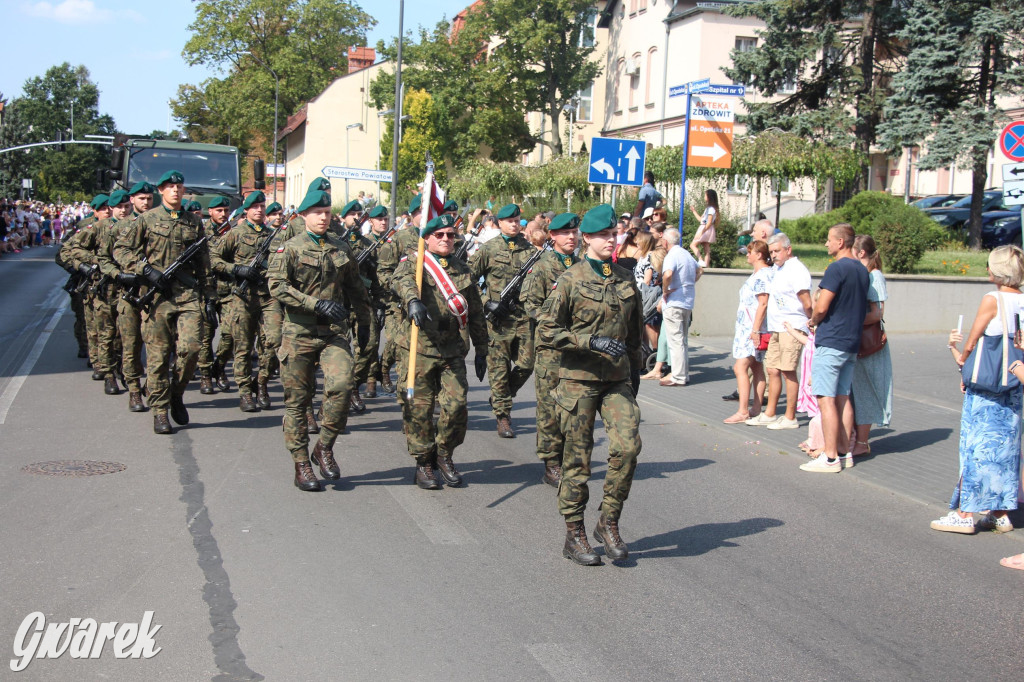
[345,122,363,203]
[243,51,280,202]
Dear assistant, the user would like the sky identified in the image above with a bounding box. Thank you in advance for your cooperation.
[0,0,471,136]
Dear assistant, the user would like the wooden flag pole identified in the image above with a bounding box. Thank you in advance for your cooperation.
[405,154,434,400]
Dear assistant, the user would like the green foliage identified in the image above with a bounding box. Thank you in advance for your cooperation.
[875,212,933,274]
[378,89,446,209]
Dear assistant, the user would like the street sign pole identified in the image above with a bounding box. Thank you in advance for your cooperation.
[679,91,692,232]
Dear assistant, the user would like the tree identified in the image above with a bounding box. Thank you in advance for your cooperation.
[725,0,907,184]
[175,0,376,160]
[878,0,1024,249]
[0,91,33,199]
[377,89,447,208]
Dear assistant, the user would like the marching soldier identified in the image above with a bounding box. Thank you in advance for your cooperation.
[357,205,390,399]
[339,199,378,413]
[468,203,535,438]
[114,170,217,434]
[210,190,286,412]
[198,196,234,394]
[261,201,287,381]
[63,194,112,380]
[536,204,644,566]
[268,189,371,492]
[392,213,488,489]
[521,212,580,487]
[377,195,423,393]
[55,195,105,360]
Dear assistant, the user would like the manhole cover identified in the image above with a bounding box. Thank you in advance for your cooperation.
[21,461,126,477]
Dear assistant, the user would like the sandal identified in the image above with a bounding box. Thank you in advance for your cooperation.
[999,553,1024,570]
[640,370,662,380]
[852,440,871,456]
[797,440,811,454]
[723,412,749,424]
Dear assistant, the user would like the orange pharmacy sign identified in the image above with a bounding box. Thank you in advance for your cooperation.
[686,96,734,169]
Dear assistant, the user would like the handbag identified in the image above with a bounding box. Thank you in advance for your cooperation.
[961,293,1024,394]
[858,320,887,358]
[757,332,771,351]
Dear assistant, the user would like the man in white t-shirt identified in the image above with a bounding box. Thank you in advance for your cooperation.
[659,228,702,386]
[748,232,812,428]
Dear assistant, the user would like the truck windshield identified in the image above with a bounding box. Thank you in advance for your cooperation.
[127,148,239,192]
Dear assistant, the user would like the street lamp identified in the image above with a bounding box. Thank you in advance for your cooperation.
[346,122,363,203]
[243,51,279,202]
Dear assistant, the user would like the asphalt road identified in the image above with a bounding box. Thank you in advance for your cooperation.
[1,250,1022,681]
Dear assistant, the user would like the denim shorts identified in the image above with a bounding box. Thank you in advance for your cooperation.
[810,346,857,397]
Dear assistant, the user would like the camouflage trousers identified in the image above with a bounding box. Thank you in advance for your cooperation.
[70,292,88,354]
[142,298,202,412]
[555,378,642,523]
[116,298,144,391]
[91,289,122,377]
[83,293,99,366]
[226,295,282,391]
[279,332,354,462]
[380,310,401,378]
[396,352,468,464]
[533,362,564,462]
[198,297,232,376]
[486,320,535,418]
[352,311,380,387]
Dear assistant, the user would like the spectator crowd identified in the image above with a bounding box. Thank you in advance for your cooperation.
[0,198,90,255]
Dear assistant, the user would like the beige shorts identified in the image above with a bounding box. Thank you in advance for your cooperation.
[764,330,804,372]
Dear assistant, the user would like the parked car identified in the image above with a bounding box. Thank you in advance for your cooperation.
[924,191,1008,234]
[912,194,964,210]
[982,210,1023,249]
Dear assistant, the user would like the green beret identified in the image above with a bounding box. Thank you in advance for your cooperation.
[157,170,185,186]
[421,213,456,238]
[496,203,520,220]
[297,189,332,214]
[549,213,581,232]
[308,177,331,192]
[90,194,110,210]
[408,194,422,214]
[442,199,458,213]
[341,199,363,216]
[128,181,153,196]
[266,202,283,214]
[579,204,617,234]
[368,205,388,218]
[208,196,231,209]
[229,208,243,222]
[241,191,266,210]
[107,190,130,207]
[185,200,203,212]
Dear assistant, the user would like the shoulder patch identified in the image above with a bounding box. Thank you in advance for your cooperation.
[276,247,285,253]
[399,255,408,263]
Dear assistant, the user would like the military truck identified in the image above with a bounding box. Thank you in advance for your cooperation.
[107,137,265,213]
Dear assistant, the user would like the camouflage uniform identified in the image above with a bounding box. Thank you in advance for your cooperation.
[113,205,213,414]
[344,230,385,390]
[210,221,287,395]
[198,218,235,380]
[60,217,99,364]
[66,217,122,379]
[377,224,421,384]
[522,249,579,463]
[268,231,371,462]
[468,233,536,418]
[108,212,147,392]
[55,217,92,356]
[536,260,644,523]
[391,253,487,464]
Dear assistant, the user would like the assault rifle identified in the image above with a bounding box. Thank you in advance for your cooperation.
[484,241,551,322]
[356,224,398,266]
[90,273,113,301]
[129,235,209,314]
[73,264,98,294]
[233,229,278,297]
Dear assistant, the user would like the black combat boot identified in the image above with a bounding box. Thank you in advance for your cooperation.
[128,391,147,413]
[563,520,601,566]
[305,407,320,434]
[256,379,271,409]
[435,450,462,487]
[379,373,395,394]
[414,460,441,490]
[294,461,323,492]
[199,376,216,395]
[362,378,377,399]
[91,369,104,381]
[103,375,120,395]
[349,389,366,414]
[542,458,562,487]
[239,392,260,413]
[153,412,173,435]
[169,392,189,425]
[593,514,629,561]
[213,360,230,391]
[311,440,341,480]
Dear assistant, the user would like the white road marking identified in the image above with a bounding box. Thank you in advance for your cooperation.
[527,643,596,680]
[387,486,476,545]
[0,298,69,424]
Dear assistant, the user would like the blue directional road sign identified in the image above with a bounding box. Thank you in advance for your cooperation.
[588,137,647,187]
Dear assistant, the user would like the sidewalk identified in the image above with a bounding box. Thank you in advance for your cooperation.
[637,332,996,515]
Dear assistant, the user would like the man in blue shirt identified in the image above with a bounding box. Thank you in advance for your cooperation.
[634,170,662,218]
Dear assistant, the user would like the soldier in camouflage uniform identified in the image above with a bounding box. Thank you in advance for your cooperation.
[536,204,644,566]
[114,170,217,434]
[357,205,391,399]
[336,199,370,415]
[62,194,111,380]
[392,213,488,489]
[260,201,287,381]
[521,212,580,488]
[196,195,234,394]
[268,189,371,492]
[55,197,103,360]
[468,203,536,438]
[377,195,423,394]
[210,191,287,412]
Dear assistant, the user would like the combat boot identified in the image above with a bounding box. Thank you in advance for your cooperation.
[311,440,341,480]
[91,369,104,381]
[199,376,216,395]
[379,374,395,394]
[294,461,323,492]
[239,392,260,413]
[349,389,366,414]
[128,391,147,413]
[170,393,189,425]
[305,407,320,434]
[256,379,271,409]
[414,463,441,490]
[496,415,514,438]
[103,375,120,395]
[213,360,230,391]
[153,412,173,435]
[563,520,601,566]
[542,458,562,487]
[362,378,377,399]
[593,514,629,561]
[436,450,462,487]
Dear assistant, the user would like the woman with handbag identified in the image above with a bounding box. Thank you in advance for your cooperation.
[937,245,1024,534]
[846,235,893,456]
[724,240,773,423]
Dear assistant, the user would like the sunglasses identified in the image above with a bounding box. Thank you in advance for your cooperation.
[430,231,457,239]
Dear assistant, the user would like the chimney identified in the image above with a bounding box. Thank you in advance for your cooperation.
[347,46,376,74]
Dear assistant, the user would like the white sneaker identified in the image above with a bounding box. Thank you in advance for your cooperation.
[745,413,779,426]
[697,259,707,268]
[799,453,841,473]
[841,453,854,470]
[977,513,1014,533]
[930,511,976,534]
[767,416,799,430]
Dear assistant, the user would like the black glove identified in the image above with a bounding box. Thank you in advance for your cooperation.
[374,304,386,330]
[142,264,167,288]
[483,299,511,321]
[233,264,261,282]
[407,299,431,328]
[589,335,627,358]
[357,323,371,351]
[475,352,488,382]
[314,299,348,325]
[204,299,219,328]
[116,272,138,287]
[77,263,93,277]
[630,368,641,398]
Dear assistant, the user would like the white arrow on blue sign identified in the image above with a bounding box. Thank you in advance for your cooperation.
[321,166,394,183]
[588,137,647,187]
[670,81,745,99]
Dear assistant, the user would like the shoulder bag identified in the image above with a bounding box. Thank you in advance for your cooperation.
[961,293,1024,394]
